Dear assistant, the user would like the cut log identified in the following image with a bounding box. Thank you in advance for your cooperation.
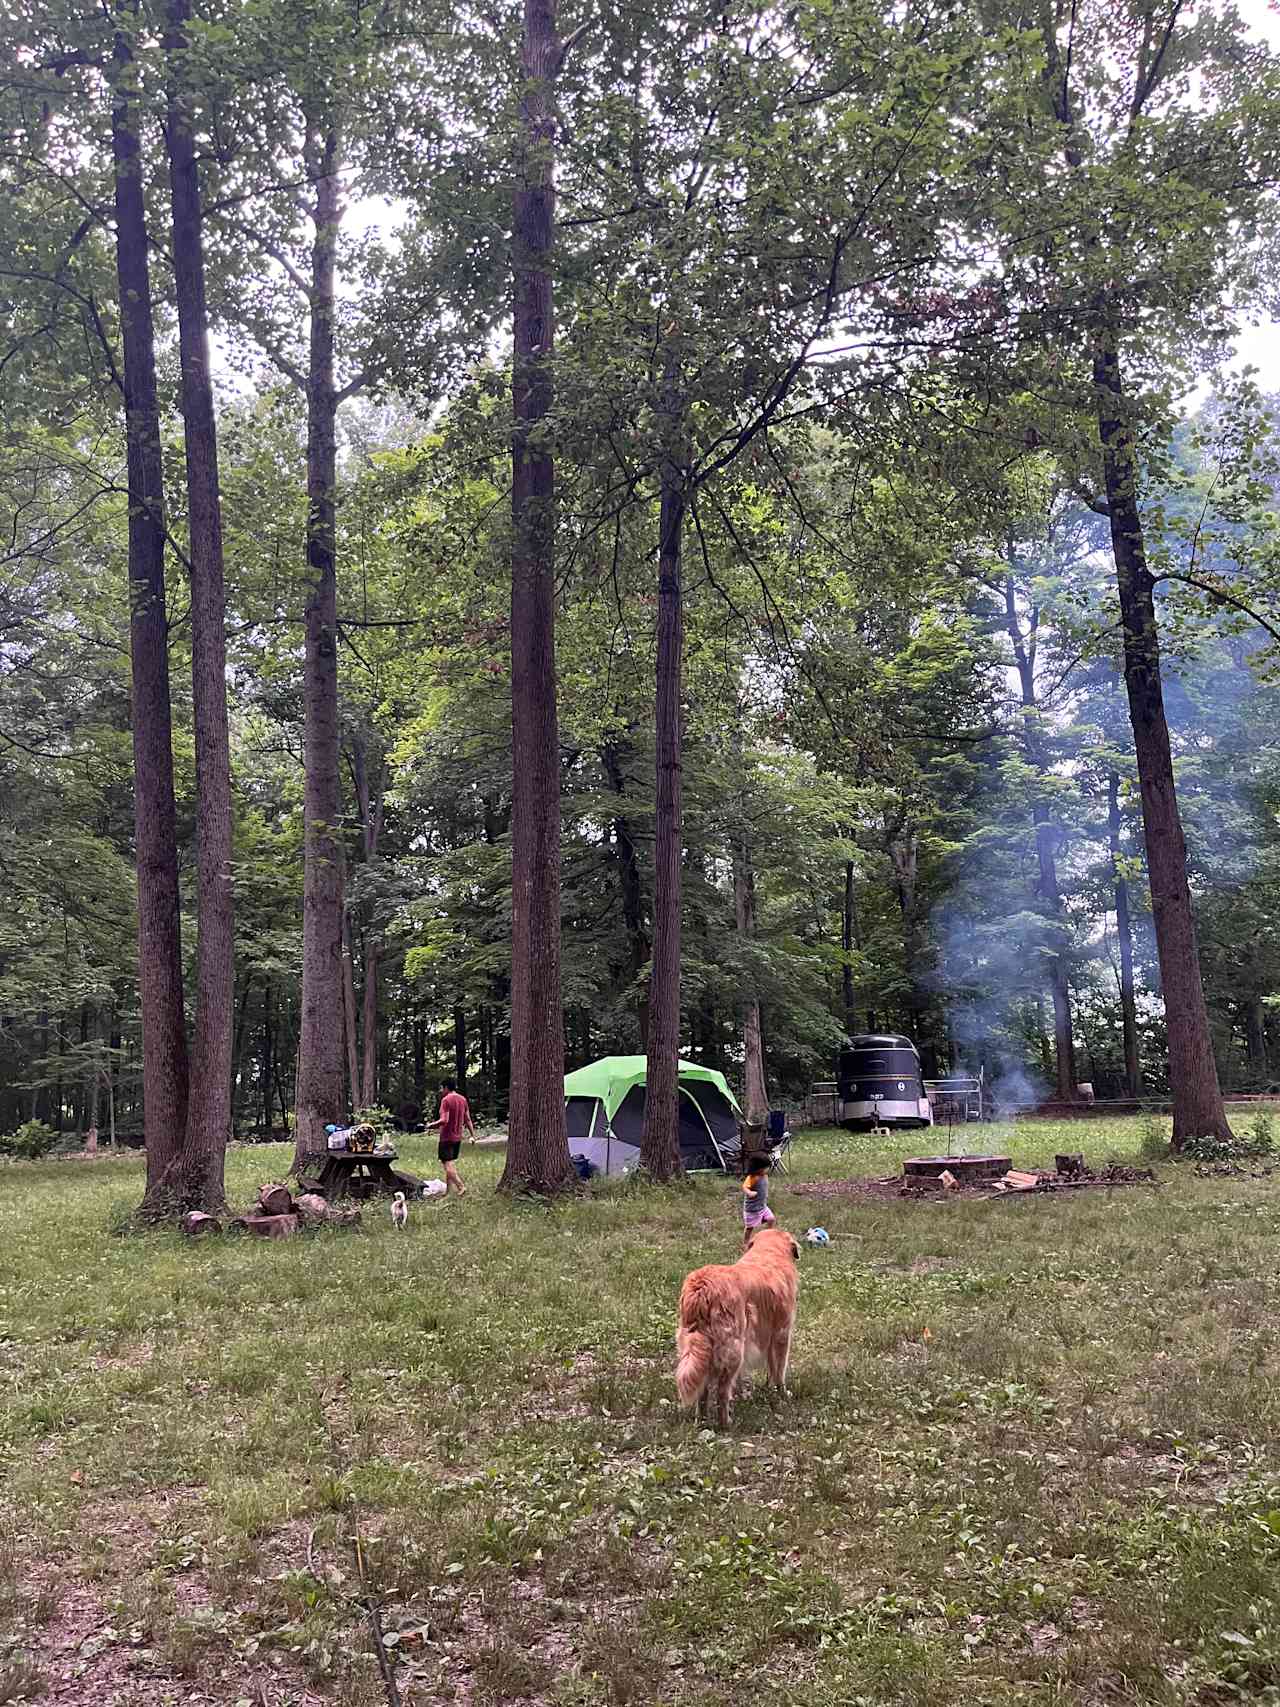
[234,1212,300,1239]
[1003,1170,1039,1191]
[257,1182,295,1217]
[1055,1153,1085,1178]
[295,1192,332,1222]
[939,1169,958,1191]
[182,1211,221,1236]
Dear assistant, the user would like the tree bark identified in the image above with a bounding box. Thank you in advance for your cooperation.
[1094,326,1231,1146]
[110,24,190,1190]
[1108,769,1141,1098]
[292,119,348,1175]
[641,464,686,1181]
[159,0,233,1211]
[1004,573,1077,1101]
[734,826,769,1127]
[500,0,573,1195]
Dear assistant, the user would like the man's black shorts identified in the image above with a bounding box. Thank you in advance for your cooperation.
[438,1140,461,1163]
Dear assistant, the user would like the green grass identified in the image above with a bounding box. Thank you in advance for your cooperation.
[1,1117,1279,1704]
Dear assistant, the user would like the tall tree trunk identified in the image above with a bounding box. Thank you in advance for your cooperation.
[501,0,573,1195]
[454,1005,467,1091]
[1243,999,1268,1075]
[642,464,686,1180]
[360,938,379,1108]
[413,1015,426,1109]
[1093,327,1231,1147]
[351,737,383,1111]
[230,977,251,1128]
[160,0,232,1210]
[110,24,189,1187]
[842,858,857,1037]
[342,916,360,1110]
[888,827,937,1075]
[601,736,650,1046]
[261,982,274,1132]
[1004,573,1077,1101]
[1108,769,1141,1098]
[292,120,347,1175]
[493,999,512,1117]
[734,825,769,1128]
[87,1007,101,1133]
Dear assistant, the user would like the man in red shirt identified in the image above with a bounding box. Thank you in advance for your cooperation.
[425,1078,476,1196]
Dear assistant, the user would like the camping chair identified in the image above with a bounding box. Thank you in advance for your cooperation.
[767,1108,792,1173]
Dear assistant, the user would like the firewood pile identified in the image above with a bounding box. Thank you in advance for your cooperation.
[983,1155,1157,1198]
[182,1181,361,1240]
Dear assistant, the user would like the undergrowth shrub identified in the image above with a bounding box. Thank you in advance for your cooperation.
[1181,1115,1275,1163]
[0,1120,58,1161]
[1137,1110,1170,1160]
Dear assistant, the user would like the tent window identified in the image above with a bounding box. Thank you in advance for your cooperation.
[612,1086,646,1141]
[682,1079,738,1143]
[565,1096,599,1138]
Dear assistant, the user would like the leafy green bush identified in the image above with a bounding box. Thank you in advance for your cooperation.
[1181,1118,1275,1163]
[354,1104,395,1136]
[0,1120,58,1161]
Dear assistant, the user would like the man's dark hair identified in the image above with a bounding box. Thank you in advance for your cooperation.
[442,1078,456,1092]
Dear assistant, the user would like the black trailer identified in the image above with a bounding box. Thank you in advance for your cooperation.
[837,1033,933,1131]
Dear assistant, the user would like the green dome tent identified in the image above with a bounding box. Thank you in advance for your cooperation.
[563,1055,743,1175]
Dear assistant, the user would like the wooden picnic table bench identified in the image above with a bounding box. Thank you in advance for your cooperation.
[305,1147,422,1201]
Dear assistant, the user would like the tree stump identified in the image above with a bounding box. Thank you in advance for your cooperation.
[257,1182,295,1217]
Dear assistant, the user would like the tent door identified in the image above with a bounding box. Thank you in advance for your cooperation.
[678,1087,727,1170]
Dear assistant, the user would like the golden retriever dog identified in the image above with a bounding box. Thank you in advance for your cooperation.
[675,1226,800,1427]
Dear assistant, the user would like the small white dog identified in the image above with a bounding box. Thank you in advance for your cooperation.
[390,1191,409,1230]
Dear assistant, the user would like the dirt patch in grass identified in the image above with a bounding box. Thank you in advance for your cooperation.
[791,1165,1158,1203]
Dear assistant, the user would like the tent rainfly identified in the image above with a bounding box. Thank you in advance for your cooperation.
[563,1055,742,1175]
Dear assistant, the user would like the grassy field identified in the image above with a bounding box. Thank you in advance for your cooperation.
[2,1117,1279,1707]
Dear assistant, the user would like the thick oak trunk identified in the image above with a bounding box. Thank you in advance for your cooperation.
[160,0,232,1212]
[501,0,573,1195]
[110,28,190,1191]
[1094,329,1231,1147]
[641,470,686,1181]
[293,122,348,1175]
[1108,770,1141,1097]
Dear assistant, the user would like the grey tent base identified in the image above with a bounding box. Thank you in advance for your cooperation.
[568,1133,733,1178]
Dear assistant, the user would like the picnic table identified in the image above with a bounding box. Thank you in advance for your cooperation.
[307,1147,421,1201]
